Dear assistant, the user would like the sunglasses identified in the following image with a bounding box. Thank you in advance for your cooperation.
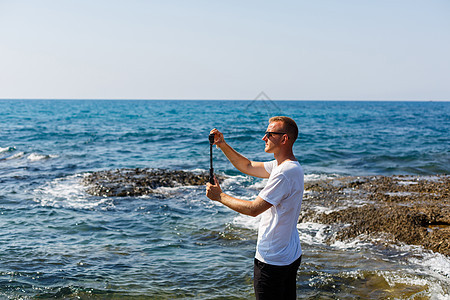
[264,131,287,138]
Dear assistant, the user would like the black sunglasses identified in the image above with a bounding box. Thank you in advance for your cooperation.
[264,131,287,138]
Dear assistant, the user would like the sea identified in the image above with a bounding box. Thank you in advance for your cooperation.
[0,99,449,299]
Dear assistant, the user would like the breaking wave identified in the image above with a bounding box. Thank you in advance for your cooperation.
[33,174,114,210]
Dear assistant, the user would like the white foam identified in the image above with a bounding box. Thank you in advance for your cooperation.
[219,175,263,200]
[297,222,376,250]
[4,151,24,160]
[304,173,337,182]
[374,241,450,295]
[297,222,331,245]
[393,175,418,181]
[378,270,449,299]
[232,214,260,230]
[33,174,114,210]
[148,185,198,197]
[420,175,448,183]
[393,175,447,183]
[397,181,419,185]
[309,205,339,215]
[408,249,450,279]
[27,153,58,161]
[220,175,247,187]
[248,179,267,190]
[0,146,15,153]
[330,234,373,250]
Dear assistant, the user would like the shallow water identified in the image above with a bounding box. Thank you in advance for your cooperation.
[1,100,449,298]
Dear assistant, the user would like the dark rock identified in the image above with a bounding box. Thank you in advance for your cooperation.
[83,168,220,197]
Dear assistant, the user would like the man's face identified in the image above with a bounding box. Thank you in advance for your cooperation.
[262,121,285,153]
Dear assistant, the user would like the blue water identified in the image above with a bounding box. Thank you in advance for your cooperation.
[1,100,449,299]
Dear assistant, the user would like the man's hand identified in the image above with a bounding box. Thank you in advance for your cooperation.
[210,128,225,149]
[206,176,223,201]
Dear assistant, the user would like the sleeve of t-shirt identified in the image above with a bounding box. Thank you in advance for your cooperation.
[264,160,277,175]
[258,173,290,206]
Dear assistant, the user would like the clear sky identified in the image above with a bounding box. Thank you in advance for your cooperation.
[1,0,449,100]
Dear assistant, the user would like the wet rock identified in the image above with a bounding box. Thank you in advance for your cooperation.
[300,175,450,256]
[83,168,219,197]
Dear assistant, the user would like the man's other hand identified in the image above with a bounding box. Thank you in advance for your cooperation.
[206,176,222,201]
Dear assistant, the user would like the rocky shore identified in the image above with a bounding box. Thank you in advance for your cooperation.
[83,168,214,197]
[300,175,450,256]
[83,169,449,256]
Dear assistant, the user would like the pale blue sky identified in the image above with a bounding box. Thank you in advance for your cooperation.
[1,0,449,100]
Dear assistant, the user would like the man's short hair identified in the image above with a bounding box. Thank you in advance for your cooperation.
[269,116,298,143]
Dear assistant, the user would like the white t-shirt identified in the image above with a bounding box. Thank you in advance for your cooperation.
[256,160,304,266]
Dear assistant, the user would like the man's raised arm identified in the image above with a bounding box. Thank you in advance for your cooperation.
[210,128,269,179]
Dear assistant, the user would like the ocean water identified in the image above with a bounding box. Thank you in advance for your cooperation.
[0,99,449,299]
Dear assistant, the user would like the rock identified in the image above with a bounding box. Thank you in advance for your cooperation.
[83,168,219,197]
[300,175,450,256]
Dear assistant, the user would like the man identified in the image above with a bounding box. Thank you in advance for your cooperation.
[206,116,304,300]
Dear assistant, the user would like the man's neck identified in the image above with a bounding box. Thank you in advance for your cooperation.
[274,150,297,165]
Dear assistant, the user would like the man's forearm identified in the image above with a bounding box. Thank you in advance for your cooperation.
[218,142,252,174]
[217,193,255,216]
[217,142,269,178]
[217,193,272,217]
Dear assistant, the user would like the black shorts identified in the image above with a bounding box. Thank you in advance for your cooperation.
[253,256,302,300]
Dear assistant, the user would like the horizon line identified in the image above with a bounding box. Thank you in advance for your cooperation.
[0,98,448,102]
